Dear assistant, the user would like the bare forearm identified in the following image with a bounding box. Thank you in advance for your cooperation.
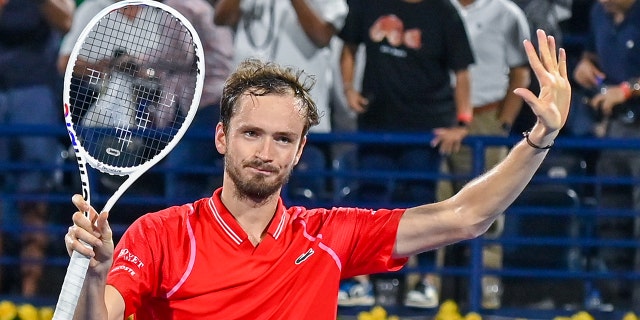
[290,0,335,47]
[73,273,109,320]
[500,66,531,126]
[454,69,473,120]
[454,125,555,225]
[340,43,358,91]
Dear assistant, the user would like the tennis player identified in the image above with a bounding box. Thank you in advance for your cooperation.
[65,29,571,319]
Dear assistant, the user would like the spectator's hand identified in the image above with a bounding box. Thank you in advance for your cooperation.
[573,56,605,89]
[431,126,468,155]
[65,194,114,273]
[590,85,627,117]
[514,29,571,135]
[344,87,369,113]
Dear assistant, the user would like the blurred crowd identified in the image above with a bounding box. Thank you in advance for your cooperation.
[2,0,640,314]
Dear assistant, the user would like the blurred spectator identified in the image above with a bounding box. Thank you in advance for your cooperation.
[512,0,573,134]
[58,0,234,205]
[213,0,348,135]
[0,0,75,296]
[444,0,531,309]
[57,0,115,75]
[338,0,474,308]
[572,0,640,308]
[162,0,234,203]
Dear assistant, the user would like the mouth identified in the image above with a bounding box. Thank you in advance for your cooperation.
[247,165,277,175]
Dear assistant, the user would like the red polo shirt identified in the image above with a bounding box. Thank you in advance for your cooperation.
[107,188,408,319]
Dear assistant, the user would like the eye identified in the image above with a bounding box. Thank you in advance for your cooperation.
[244,130,258,137]
[276,136,293,144]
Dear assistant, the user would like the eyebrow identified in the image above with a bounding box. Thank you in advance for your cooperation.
[236,124,301,139]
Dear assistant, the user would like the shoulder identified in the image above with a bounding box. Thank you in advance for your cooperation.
[131,203,196,233]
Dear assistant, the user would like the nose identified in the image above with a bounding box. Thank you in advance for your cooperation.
[255,139,274,161]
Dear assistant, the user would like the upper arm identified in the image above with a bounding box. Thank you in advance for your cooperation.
[105,285,126,320]
[394,200,470,258]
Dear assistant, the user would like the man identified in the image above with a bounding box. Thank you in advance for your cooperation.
[0,0,74,297]
[212,0,347,134]
[444,0,531,309]
[338,0,474,307]
[59,0,234,203]
[572,0,640,308]
[65,29,570,319]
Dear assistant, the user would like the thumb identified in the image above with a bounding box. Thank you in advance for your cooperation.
[514,88,539,111]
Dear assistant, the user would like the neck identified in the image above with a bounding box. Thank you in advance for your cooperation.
[459,0,475,6]
[220,182,280,246]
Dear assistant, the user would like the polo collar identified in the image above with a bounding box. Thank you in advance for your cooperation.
[207,187,290,245]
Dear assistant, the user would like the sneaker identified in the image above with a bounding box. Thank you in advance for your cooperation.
[337,280,375,307]
[404,280,439,308]
[481,276,502,309]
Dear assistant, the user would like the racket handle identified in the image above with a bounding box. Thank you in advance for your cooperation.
[53,242,92,320]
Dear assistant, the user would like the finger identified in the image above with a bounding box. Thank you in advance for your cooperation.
[535,29,552,70]
[72,194,89,212]
[430,136,441,148]
[72,194,100,220]
[590,95,604,109]
[68,225,98,257]
[96,211,113,245]
[513,88,539,111]
[558,48,568,79]
[546,34,558,68]
[72,211,93,230]
[523,39,546,85]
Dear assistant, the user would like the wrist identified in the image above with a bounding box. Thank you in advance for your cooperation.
[457,112,473,127]
[523,131,553,149]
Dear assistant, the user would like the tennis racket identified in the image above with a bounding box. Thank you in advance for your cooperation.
[53,1,204,318]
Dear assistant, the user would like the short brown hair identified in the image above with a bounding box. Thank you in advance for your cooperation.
[219,59,320,136]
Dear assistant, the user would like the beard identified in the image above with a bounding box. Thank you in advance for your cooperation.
[226,156,292,202]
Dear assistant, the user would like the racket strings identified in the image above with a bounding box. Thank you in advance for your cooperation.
[68,4,200,170]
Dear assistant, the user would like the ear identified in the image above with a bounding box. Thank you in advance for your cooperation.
[214,122,227,155]
[293,135,307,166]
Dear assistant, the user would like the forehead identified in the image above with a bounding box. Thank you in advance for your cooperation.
[232,93,306,133]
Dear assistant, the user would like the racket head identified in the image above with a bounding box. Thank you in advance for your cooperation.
[63,0,205,176]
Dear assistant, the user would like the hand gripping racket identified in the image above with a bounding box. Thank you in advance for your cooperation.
[53,1,204,318]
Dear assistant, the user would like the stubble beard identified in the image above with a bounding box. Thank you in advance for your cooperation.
[225,157,291,203]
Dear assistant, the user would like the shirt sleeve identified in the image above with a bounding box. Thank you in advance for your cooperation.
[324,207,409,279]
[107,215,162,318]
[337,0,363,44]
[444,2,475,72]
[316,0,349,32]
[59,2,106,56]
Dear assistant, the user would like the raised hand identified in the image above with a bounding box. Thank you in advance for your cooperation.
[514,29,572,134]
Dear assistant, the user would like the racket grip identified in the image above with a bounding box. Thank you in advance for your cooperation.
[53,242,92,320]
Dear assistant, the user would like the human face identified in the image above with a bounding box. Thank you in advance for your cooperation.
[215,92,307,201]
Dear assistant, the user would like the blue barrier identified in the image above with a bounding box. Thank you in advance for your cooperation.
[1,124,639,319]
